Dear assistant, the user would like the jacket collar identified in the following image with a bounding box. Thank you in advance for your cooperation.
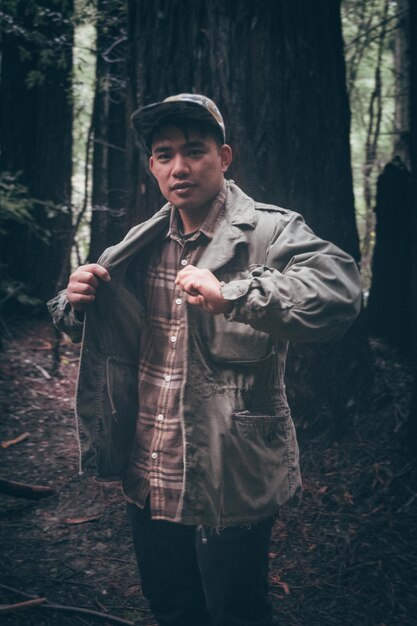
[196,181,258,272]
[98,206,171,271]
[99,181,257,273]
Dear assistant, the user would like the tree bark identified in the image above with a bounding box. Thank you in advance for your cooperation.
[127,0,359,260]
[408,0,417,451]
[366,157,412,352]
[393,0,411,167]
[88,0,129,262]
[126,0,366,432]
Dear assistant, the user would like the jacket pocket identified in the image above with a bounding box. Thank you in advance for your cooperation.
[221,409,300,519]
[105,356,137,419]
[97,357,138,477]
[198,314,274,363]
[233,410,288,441]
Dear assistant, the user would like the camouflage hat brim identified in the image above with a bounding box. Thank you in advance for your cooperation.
[131,94,226,151]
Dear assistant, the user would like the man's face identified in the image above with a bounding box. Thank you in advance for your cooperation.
[149,126,232,213]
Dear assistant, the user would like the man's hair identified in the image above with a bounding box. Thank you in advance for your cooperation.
[148,116,224,152]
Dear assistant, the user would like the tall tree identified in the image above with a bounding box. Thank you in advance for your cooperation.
[366,1,412,351]
[393,0,410,168]
[126,0,366,430]
[127,0,359,257]
[409,0,417,450]
[342,0,398,287]
[0,0,74,303]
[365,157,412,351]
[88,0,129,262]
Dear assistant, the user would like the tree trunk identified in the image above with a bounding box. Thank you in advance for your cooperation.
[126,0,366,433]
[408,0,417,451]
[0,0,73,303]
[88,0,129,262]
[127,0,359,259]
[393,0,411,167]
[366,157,412,352]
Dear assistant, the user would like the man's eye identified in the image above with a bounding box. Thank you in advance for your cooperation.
[157,153,171,161]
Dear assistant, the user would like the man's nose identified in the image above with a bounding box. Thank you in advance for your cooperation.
[172,155,190,177]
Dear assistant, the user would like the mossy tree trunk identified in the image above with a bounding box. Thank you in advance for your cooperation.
[88,0,130,262]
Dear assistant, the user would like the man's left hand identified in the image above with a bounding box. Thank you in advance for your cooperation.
[175,265,232,315]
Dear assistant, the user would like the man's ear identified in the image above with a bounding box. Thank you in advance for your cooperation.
[220,144,233,173]
[149,156,156,177]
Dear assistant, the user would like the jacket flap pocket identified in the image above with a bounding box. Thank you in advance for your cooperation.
[199,314,274,363]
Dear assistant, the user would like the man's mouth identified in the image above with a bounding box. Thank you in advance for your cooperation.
[171,182,194,191]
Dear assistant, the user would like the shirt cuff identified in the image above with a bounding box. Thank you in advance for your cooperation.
[71,308,85,325]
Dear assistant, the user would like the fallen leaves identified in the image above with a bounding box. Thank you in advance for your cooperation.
[270,573,291,595]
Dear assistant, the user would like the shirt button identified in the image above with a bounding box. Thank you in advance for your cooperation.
[180,259,188,266]
[165,374,171,382]
[151,452,158,460]
[170,336,177,343]
[157,414,164,422]
[175,298,182,305]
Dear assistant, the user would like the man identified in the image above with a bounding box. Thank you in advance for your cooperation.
[49,94,361,626]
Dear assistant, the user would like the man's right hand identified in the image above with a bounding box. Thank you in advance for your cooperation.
[67,264,111,311]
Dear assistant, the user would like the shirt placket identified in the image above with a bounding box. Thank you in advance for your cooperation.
[148,239,194,513]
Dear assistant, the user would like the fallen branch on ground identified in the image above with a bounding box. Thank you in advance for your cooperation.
[0,478,55,499]
[0,583,135,625]
[0,598,47,614]
[0,432,30,448]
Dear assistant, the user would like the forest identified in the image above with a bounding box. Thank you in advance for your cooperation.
[0,0,416,624]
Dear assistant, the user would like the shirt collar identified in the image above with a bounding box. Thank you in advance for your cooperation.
[167,181,227,242]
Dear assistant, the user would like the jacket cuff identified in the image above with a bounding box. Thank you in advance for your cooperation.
[220,279,250,301]
[220,279,251,321]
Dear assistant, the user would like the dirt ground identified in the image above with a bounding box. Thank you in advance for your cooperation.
[0,320,416,626]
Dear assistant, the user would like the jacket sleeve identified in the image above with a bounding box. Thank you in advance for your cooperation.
[47,290,84,344]
[220,212,362,342]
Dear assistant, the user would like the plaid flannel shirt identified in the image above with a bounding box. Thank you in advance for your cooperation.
[122,185,226,521]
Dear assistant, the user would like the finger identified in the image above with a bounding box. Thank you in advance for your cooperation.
[186,294,204,306]
[175,265,197,284]
[70,293,96,310]
[83,263,111,281]
[81,272,99,288]
[180,279,201,296]
[71,272,100,289]
[69,282,97,296]
[74,264,111,282]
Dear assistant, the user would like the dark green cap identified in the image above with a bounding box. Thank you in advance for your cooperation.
[131,93,226,151]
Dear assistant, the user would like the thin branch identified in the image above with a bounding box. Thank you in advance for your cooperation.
[101,35,127,63]
[0,478,55,500]
[41,602,135,625]
[346,0,376,91]
[345,9,406,49]
[93,137,126,152]
[0,583,135,625]
[0,598,47,614]
[361,0,390,269]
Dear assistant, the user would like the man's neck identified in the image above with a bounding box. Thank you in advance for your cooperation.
[174,180,227,236]
[177,202,213,235]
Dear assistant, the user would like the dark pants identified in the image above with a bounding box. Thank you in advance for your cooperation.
[127,499,275,626]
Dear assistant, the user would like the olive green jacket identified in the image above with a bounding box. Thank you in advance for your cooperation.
[48,181,361,526]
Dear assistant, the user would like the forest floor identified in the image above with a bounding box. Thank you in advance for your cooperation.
[0,320,416,626]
